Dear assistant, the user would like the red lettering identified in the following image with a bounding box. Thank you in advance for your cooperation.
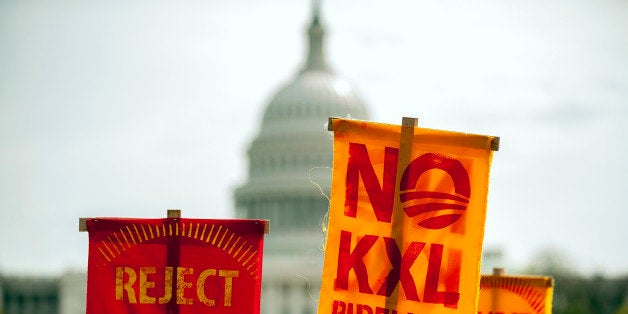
[345,143,398,223]
[331,301,393,314]
[339,142,471,309]
[376,238,425,301]
[375,308,397,314]
[334,230,377,294]
[423,243,460,307]
[332,300,347,314]
[333,231,461,308]
[357,304,373,314]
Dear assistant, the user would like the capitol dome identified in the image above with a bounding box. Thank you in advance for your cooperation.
[257,12,369,138]
[261,71,368,129]
[234,8,369,233]
[233,6,370,313]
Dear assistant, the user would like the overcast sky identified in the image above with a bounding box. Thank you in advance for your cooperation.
[1,0,627,276]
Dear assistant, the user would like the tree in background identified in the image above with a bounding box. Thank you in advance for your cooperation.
[524,247,628,313]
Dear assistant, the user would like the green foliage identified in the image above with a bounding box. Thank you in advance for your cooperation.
[522,248,628,313]
[617,302,628,314]
[550,273,628,314]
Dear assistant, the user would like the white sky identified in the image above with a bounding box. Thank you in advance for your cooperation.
[1,0,627,276]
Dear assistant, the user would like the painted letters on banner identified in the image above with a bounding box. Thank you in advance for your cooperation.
[478,274,554,314]
[318,118,497,314]
[85,218,266,314]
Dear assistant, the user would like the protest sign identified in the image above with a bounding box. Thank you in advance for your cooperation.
[83,211,267,314]
[319,118,498,313]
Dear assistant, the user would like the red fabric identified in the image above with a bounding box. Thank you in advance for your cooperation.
[86,218,265,314]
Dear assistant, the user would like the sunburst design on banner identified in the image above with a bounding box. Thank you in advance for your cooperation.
[480,276,547,314]
[95,221,261,278]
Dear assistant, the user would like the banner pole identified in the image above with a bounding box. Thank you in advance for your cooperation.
[384,117,418,309]
[491,267,504,313]
[166,209,181,314]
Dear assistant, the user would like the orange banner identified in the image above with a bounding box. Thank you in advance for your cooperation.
[318,118,497,314]
[85,218,266,314]
[478,274,554,314]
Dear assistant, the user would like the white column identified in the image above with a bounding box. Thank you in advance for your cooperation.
[261,281,280,314]
[59,271,86,314]
[306,281,320,314]
[287,280,306,314]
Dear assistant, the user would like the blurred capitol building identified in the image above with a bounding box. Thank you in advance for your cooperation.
[233,4,369,314]
[0,271,85,314]
[0,4,368,314]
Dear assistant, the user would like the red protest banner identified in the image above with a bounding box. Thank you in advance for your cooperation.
[85,216,266,314]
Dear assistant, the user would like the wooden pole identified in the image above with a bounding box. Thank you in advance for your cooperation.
[166,209,181,314]
[385,117,418,309]
[78,218,88,232]
[491,267,504,313]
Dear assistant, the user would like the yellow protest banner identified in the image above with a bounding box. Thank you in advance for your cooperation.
[478,270,554,314]
[318,118,498,314]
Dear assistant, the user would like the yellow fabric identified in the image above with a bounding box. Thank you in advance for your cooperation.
[478,275,554,314]
[318,118,496,314]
